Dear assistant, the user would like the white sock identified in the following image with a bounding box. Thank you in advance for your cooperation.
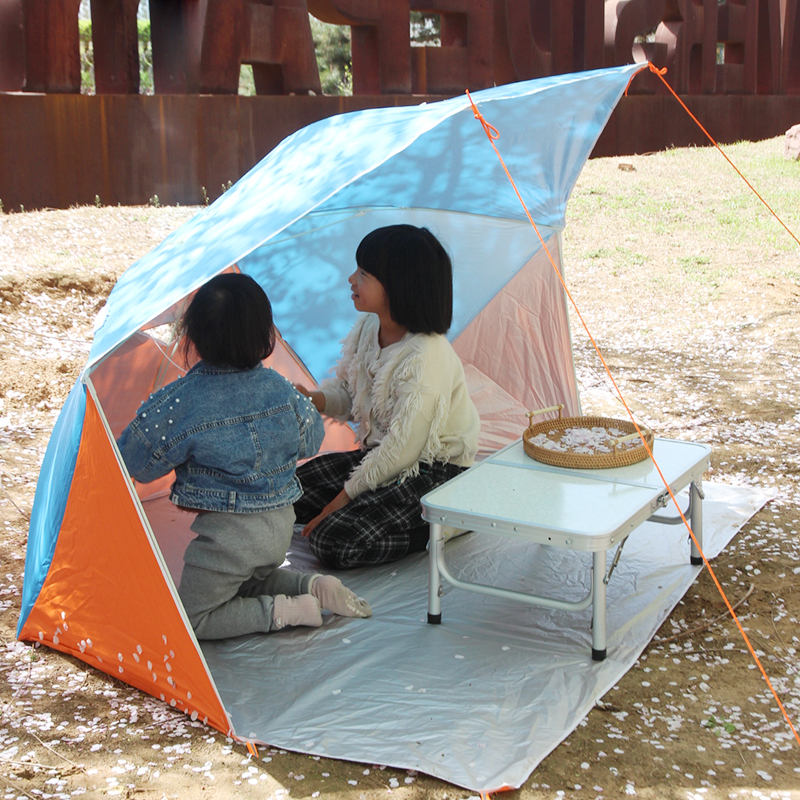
[272,594,322,630]
[308,575,372,618]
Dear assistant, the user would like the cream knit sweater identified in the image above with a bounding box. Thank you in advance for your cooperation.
[320,314,480,498]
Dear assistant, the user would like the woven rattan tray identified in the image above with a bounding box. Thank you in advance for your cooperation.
[522,404,654,469]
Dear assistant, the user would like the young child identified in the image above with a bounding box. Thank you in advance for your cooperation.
[117,273,371,639]
[295,224,480,569]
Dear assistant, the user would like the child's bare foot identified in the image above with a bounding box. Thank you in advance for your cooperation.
[272,594,322,629]
[309,575,372,618]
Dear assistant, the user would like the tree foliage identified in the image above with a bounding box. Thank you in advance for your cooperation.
[310,17,352,95]
[138,20,154,94]
[410,12,441,46]
[78,19,94,94]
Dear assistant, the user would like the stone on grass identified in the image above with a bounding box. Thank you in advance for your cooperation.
[783,123,800,161]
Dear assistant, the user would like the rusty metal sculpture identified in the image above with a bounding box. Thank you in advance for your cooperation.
[1,0,798,96]
[1,0,799,210]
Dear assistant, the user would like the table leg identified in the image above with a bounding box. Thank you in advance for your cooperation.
[690,479,704,566]
[428,522,444,624]
[592,550,607,661]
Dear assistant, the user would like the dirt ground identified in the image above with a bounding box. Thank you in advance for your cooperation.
[1,138,799,799]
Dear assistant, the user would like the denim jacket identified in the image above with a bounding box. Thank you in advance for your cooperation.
[117,361,325,513]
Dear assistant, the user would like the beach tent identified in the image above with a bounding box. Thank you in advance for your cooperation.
[18,64,644,738]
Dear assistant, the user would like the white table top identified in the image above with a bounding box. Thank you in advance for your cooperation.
[421,438,710,551]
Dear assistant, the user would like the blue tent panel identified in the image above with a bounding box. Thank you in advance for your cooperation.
[86,64,643,373]
[239,208,555,379]
[18,380,87,633]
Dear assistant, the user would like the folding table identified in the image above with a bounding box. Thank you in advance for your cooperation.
[421,437,711,660]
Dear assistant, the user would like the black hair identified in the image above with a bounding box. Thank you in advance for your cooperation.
[355,224,453,334]
[180,272,276,370]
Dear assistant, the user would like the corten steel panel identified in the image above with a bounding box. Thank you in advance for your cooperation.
[495,0,604,82]
[550,0,574,75]
[379,1,412,93]
[655,0,718,95]
[717,0,783,96]
[3,93,800,212]
[197,95,242,203]
[576,0,605,72]
[716,0,747,95]
[784,0,800,94]
[244,95,337,170]
[92,94,199,206]
[150,0,205,94]
[593,93,800,156]
[271,1,324,95]
[96,95,153,206]
[749,95,800,139]
[591,95,671,156]
[743,0,763,94]
[606,0,668,72]
[46,94,106,207]
[755,0,783,95]
[664,95,741,148]
[0,0,24,92]
[201,0,323,96]
[319,0,413,94]
[350,25,381,94]
[97,96,153,205]
[499,0,554,80]
[497,0,598,79]
[90,0,140,94]
[0,93,51,212]
[200,0,247,94]
[22,0,81,93]
[147,95,200,205]
[717,62,746,94]
[412,45,469,95]
[416,0,494,91]
[695,94,746,144]
[491,0,517,85]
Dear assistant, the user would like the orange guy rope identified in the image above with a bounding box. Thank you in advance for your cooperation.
[464,83,800,754]
[647,63,800,248]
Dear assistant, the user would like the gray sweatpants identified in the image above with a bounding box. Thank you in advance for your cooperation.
[178,505,315,639]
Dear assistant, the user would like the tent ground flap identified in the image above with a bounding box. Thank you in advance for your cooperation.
[199,483,769,792]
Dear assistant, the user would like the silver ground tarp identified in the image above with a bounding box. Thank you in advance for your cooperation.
[194,483,769,792]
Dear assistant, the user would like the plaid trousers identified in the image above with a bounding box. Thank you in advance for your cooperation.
[294,450,466,569]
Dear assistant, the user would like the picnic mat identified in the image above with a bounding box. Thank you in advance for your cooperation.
[189,482,770,792]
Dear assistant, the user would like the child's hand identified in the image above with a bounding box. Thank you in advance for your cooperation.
[296,384,326,413]
[302,488,350,537]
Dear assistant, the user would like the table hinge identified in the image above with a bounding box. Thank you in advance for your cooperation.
[649,490,693,524]
[653,490,671,510]
[604,537,628,585]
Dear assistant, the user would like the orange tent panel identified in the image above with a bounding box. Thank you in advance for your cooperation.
[18,390,230,735]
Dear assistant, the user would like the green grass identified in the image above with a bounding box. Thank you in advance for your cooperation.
[567,137,800,294]
[585,247,612,259]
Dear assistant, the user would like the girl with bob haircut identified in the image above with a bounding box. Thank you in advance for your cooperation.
[295,224,480,569]
[117,272,372,639]
[179,271,276,370]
